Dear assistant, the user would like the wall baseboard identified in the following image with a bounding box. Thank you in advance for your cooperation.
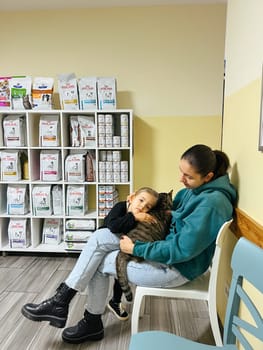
[231,208,263,248]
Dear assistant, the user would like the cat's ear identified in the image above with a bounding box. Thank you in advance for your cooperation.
[169,189,173,196]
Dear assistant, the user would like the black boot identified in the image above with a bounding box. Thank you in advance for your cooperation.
[21,282,77,328]
[62,310,104,344]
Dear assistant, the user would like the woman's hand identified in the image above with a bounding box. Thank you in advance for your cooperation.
[120,235,135,254]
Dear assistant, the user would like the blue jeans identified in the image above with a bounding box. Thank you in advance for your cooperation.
[65,228,188,314]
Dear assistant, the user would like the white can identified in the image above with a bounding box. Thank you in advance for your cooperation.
[105,114,113,125]
[98,136,106,147]
[113,136,121,147]
[99,171,106,182]
[105,161,113,172]
[106,151,113,161]
[120,114,129,125]
[98,114,105,124]
[112,151,121,162]
[113,161,121,171]
[120,125,129,137]
[121,171,129,182]
[105,136,113,148]
[98,161,106,171]
[98,125,106,136]
[113,171,120,183]
[120,161,128,171]
[105,185,115,193]
[100,151,107,161]
[121,136,129,147]
[106,172,114,182]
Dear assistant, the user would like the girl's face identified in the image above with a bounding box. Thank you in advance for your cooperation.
[179,158,214,189]
[128,191,158,214]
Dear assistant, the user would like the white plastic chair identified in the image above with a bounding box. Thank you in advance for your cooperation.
[129,237,263,350]
[131,219,233,346]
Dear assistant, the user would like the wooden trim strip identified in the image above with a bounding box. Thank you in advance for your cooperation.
[231,208,263,248]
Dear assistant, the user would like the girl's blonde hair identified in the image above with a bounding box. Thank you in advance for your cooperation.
[135,187,159,201]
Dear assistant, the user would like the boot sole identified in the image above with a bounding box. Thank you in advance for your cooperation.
[21,306,66,328]
[62,329,104,344]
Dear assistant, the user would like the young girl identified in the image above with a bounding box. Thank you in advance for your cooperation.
[21,144,237,345]
[22,187,159,326]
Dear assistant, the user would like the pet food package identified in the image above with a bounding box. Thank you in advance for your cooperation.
[97,77,117,110]
[32,77,54,110]
[40,150,61,181]
[78,116,96,147]
[42,218,62,245]
[65,230,93,241]
[65,219,96,230]
[39,115,60,147]
[69,116,80,147]
[86,151,96,182]
[9,76,32,110]
[0,77,11,110]
[0,150,21,181]
[58,73,79,110]
[7,184,29,215]
[66,185,87,216]
[8,218,30,248]
[78,77,98,110]
[52,185,63,215]
[69,115,96,147]
[65,153,86,182]
[3,115,26,147]
[32,185,52,216]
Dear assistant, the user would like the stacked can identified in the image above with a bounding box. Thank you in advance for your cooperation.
[120,114,129,147]
[98,114,114,148]
[98,150,128,183]
[98,185,119,217]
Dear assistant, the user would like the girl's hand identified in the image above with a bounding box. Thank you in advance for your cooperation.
[134,212,157,223]
[120,235,135,254]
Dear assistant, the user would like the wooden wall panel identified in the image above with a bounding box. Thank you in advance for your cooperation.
[231,208,263,248]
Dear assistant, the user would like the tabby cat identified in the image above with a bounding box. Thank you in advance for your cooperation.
[116,190,173,302]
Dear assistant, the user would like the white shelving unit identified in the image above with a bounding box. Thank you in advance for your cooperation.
[0,109,133,254]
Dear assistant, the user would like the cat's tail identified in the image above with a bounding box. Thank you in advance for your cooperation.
[116,251,133,302]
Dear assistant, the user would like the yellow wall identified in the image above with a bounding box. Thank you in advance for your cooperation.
[219,1,263,347]
[0,4,226,190]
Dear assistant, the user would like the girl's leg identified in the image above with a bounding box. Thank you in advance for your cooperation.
[107,279,129,321]
[21,228,120,328]
[65,228,120,291]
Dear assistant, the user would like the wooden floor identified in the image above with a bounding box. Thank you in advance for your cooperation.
[0,254,216,350]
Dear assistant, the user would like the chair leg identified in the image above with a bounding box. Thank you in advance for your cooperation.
[208,299,223,346]
[131,291,146,334]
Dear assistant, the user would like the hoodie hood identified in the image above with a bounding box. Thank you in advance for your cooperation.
[192,174,237,206]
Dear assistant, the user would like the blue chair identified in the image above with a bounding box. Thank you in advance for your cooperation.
[129,237,263,350]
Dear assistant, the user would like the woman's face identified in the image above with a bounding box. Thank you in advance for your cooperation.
[179,158,214,189]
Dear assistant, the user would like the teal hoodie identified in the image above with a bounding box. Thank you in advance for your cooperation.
[133,174,237,280]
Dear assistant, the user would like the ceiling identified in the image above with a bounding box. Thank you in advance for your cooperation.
[0,0,227,12]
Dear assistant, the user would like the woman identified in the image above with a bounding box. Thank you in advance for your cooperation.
[21,144,237,344]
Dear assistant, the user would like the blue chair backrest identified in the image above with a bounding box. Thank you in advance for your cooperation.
[223,237,263,349]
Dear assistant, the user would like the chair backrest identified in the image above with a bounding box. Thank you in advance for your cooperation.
[208,219,233,296]
[223,237,263,348]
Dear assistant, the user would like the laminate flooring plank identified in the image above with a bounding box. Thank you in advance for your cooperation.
[6,257,65,293]
[0,268,26,294]
[0,292,37,348]
[0,255,37,269]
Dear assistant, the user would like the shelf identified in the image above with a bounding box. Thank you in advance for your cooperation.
[0,109,133,254]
